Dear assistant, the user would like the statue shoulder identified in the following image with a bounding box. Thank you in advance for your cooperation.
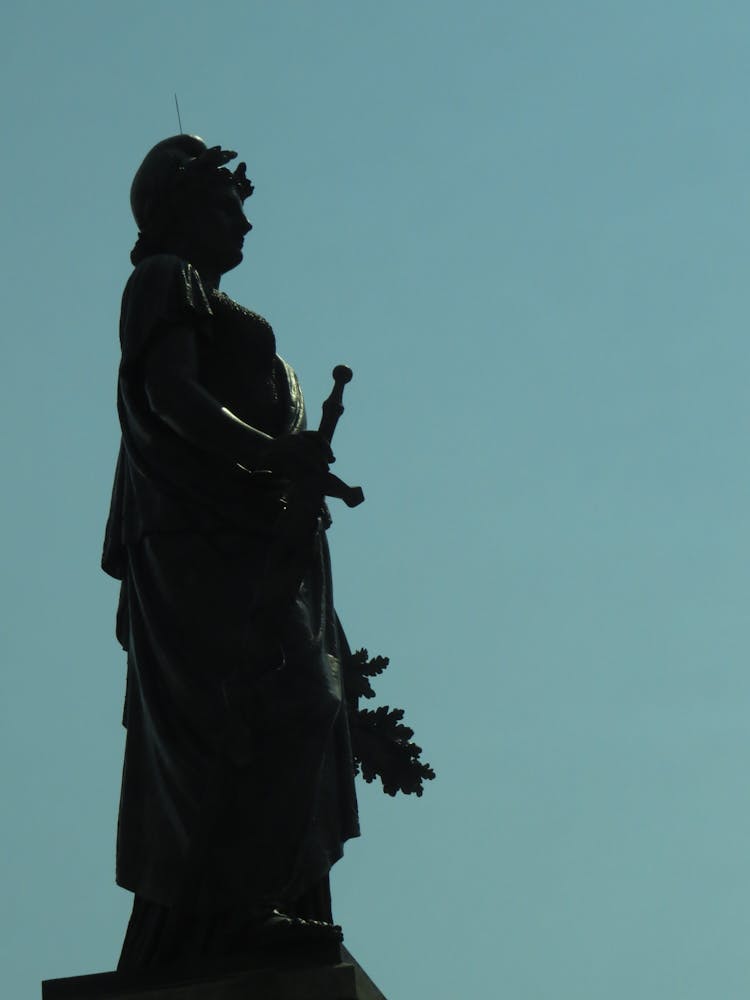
[120,255,213,360]
[127,254,207,303]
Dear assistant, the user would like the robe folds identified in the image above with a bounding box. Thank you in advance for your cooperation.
[102,255,359,920]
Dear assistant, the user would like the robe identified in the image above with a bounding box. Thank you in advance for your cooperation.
[102,255,359,935]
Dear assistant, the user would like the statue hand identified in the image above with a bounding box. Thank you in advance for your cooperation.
[258,431,334,480]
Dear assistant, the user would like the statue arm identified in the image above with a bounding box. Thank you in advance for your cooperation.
[143,325,332,476]
[143,324,274,469]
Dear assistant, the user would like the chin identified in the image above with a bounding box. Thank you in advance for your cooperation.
[221,250,244,274]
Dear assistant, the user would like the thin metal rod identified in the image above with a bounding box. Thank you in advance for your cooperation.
[174,93,183,134]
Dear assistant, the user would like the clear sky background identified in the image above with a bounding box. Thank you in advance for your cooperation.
[3,2,750,997]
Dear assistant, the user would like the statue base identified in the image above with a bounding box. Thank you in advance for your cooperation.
[42,945,386,999]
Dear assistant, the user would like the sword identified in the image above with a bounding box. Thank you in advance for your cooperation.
[248,364,365,649]
[319,366,364,508]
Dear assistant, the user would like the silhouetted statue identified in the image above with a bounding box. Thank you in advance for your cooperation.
[102,135,433,974]
[102,135,363,969]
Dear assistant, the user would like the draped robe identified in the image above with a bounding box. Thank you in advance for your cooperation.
[102,255,359,939]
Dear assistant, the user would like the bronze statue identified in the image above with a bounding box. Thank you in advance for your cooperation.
[102,135,433,973]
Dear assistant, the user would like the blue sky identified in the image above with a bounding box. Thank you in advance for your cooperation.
[4,2,750,997]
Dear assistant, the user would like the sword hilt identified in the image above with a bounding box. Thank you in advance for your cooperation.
[319,365,353,443]
[318,365,364,507]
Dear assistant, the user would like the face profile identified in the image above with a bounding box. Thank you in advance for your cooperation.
[179,182,252,278]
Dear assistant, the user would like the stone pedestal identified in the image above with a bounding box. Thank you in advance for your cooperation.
[42,946,386,1000]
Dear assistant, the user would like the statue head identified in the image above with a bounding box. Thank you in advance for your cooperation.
[129,134,254,274]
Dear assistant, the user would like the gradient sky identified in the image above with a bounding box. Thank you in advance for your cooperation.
[4,2,750,997]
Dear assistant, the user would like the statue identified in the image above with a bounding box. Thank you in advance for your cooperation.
[102,135,433,975]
